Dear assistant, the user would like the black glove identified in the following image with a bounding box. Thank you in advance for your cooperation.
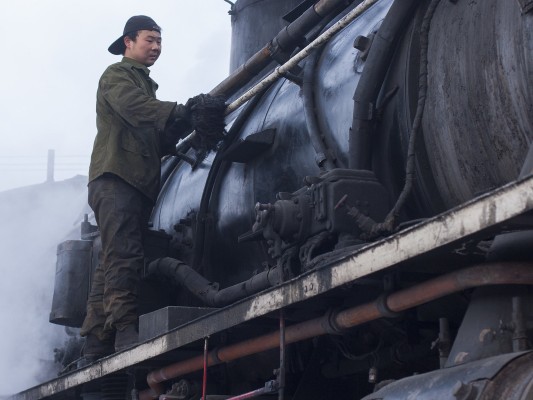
[186,93,227,151]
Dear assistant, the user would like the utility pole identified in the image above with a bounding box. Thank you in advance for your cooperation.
[47,149,55,183]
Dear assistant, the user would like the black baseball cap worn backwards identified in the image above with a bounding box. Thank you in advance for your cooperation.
[108,15,161,55]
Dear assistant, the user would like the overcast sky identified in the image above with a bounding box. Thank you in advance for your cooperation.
[0,1,233,395]
[0,0,233,192]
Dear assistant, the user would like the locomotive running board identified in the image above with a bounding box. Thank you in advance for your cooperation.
[12,174,533,400]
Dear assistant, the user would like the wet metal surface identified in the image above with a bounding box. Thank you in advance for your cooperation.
[11,174,533,400]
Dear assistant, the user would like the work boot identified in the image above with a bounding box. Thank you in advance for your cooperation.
[77,334,114,368]
[115,324,138,352]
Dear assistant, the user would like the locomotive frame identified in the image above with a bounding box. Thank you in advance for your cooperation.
[14,174,533,399]
[11,0,533,398]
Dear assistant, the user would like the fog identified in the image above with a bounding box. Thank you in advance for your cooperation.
[0,0,232,395]
[0,177,89,395]
[0,0,232,192]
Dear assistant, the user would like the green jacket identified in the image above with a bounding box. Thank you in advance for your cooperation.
[89,57,190,202]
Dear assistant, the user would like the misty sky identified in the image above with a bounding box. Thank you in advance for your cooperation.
[0,1,233,395]
[0,0,233,192]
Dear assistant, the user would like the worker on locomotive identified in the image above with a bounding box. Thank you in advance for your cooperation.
[79,15,226,364]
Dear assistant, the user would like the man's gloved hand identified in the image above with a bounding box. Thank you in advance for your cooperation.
[186,93,227,151]
[162,103,193,154]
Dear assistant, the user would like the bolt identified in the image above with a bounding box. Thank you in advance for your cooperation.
[368,366,378,383]
[353,35,371,51]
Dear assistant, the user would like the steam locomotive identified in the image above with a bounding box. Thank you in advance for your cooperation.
[15,0,533,399]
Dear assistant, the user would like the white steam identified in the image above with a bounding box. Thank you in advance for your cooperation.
[0,176,89,396]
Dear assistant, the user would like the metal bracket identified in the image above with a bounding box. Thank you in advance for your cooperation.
[222,129,276,163]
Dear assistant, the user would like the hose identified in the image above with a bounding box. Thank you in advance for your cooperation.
[377,0,442,232]
[349,0,419,170]
[293,2,351,171]
[148,257,282,307]
[303,49,336,171]
[345,0,442,238]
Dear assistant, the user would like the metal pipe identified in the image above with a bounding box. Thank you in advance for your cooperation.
[226,388,270,399]
[438,317,450,368]
[177,0,378,155]
[302,49,336,171]
[225,381,278,400]
[173,0,352,160]
[139,262,533,399]
[148,258,282,307]
[202,337,208,400]
[211,46,273,98]
[211,0,355,99]
[349,0,418,170]
[511,296,529,352]
[224,0,377,115]
[278,309,286,400]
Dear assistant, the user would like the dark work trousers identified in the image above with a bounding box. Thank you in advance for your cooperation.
[80,174,152,341]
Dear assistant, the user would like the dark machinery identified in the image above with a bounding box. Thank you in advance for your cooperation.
[17,0,533,399]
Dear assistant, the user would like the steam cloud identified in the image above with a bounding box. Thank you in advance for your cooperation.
[0,176,89,396]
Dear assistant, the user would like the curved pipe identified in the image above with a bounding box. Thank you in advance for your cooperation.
[375,0,441,232]
[179,0,379,155]
[303,49,336,171]
[212,0,356,98]
[349,0,419,169]
[139,262,533,399]
[149,257,282,307]
[300,3,349,171]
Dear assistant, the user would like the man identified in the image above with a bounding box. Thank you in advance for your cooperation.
[80,15,225,360]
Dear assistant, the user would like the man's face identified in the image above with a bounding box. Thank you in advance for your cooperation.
[124,30,162,67]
